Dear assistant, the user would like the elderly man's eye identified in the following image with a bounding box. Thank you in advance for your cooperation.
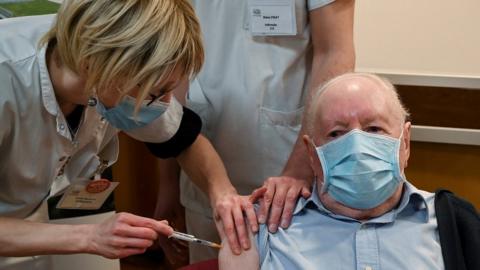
[366,126,383,133]
[328,130,342,138]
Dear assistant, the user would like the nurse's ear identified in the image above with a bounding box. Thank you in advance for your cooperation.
[302,135,323,184]
[173,77,189,105]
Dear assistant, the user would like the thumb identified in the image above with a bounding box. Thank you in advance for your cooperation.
[249,187,267,203]
[153,220,174,237]
[301,187,311,198]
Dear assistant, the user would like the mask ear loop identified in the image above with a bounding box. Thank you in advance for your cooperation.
[395,124,407,181]
[308,137,330,194]
[307,137,319,180]
[398,124,405,140]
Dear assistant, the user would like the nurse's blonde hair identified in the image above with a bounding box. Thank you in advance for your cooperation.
[40,0,203,107]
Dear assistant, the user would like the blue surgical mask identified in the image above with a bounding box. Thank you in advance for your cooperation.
[96,96,169,130]
[315,129,404,209]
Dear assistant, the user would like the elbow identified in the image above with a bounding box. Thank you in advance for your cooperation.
[312,45,356,74]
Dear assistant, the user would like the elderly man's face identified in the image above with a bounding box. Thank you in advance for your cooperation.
[305,76,411,216]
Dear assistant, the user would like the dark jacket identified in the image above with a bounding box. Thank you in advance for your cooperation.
[435,190,480,270]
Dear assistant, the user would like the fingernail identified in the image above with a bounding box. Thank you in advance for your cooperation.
[258,215,266,224]
[252,225,258,232]
[234,248,241,255]
[242,241,250,250]
[269,224,277,233]
[281,219,288,228]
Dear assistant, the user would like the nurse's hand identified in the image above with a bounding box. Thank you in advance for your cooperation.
[254,176,311,233]
[87,212,173,259]
[212,188,266,255]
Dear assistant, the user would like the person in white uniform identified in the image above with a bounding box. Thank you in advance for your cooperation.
[0,1,232,269]
[178,0,356,262]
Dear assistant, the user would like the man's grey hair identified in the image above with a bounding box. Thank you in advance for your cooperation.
[306,72,410,136]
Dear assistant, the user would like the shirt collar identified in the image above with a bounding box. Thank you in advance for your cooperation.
[38,45,77,140]
[293,180,431,223]
[393,181,431,223]
[38,45,59,116]
[293,181,324,215]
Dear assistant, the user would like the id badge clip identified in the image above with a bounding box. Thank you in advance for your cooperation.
[248,0,297,36]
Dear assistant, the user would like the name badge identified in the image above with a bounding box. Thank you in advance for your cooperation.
[56,179,118,210]
[248,0,297,36]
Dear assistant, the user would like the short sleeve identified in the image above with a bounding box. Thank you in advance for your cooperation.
[308,0,335,11]
[256,223,270,267]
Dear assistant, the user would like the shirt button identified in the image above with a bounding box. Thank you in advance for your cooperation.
[59,123,65,130]
[365,266,373,270]
[73,141,79,148]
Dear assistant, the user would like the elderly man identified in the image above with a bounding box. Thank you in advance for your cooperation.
[218,73,480,270]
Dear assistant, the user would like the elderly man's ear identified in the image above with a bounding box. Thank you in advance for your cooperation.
[401,122,412,169]
[302,135,323,181]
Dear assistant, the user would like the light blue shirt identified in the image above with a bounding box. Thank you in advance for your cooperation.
[256,182,445,270]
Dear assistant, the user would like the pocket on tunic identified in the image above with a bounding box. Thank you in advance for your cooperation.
[258,106,304,176]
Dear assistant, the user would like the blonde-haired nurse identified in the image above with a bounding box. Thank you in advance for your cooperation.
[0,0,228,269]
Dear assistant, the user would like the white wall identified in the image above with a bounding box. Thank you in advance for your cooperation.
[354,0,480,78]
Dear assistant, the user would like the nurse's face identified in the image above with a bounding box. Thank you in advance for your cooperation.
[97,66,184,109]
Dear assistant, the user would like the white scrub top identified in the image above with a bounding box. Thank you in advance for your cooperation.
[0,15,183,220]
[181,0,335,216]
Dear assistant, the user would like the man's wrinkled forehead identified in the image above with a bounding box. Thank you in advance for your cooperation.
[316,76,373,107]
[317,75,383,103]
[315,75,398,125]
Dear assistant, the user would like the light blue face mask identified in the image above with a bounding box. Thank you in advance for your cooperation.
[96,96,169,130]
[315,129,404,209]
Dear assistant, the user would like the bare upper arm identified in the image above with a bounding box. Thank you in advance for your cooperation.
[309,0,355,55]
[218,222,260,270]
